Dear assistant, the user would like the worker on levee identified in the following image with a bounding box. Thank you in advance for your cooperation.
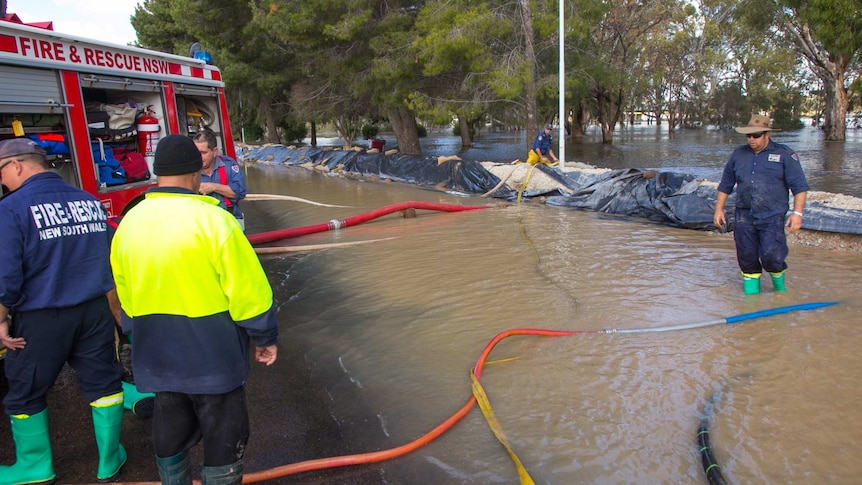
[526,124,559,166]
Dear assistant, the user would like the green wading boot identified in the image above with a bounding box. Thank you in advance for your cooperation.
[121,381,155,418]
[156,453,192,485]
[201,459,243,485]
[91,393,127,482]
[770,271,787,292]
[0,410,56,485]
[742,273,762,295]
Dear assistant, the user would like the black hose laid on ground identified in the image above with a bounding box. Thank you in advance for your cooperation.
[697,417,728,485]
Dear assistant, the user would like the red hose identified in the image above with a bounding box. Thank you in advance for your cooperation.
[246,201,492,245]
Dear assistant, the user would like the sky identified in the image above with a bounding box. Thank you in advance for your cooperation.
[10,0,140,46]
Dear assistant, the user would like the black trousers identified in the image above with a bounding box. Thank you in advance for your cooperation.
[3,296,122,415]
[152,385,249,466]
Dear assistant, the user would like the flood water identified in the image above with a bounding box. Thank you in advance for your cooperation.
[242,155,862,484]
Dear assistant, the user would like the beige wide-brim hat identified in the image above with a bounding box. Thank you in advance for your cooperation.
[735,114,779,134]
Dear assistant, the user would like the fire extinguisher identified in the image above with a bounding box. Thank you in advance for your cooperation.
[137,106,160,174]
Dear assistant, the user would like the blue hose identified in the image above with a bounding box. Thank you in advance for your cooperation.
[724,301,839,324]
[605,301,840,334]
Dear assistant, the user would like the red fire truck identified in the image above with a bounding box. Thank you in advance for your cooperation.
[0,11,235,216]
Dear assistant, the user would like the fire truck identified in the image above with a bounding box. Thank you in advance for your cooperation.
[0,11,235,216]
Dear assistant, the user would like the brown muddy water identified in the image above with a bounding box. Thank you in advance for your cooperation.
[243,163,862,484]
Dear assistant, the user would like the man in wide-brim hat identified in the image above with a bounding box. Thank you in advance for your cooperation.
[712,115,809,295]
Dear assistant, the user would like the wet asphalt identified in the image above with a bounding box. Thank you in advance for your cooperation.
[0,340,390,485]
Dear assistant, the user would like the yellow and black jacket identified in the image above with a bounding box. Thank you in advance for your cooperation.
[110,188,277,394]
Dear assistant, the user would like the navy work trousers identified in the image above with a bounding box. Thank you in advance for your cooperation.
[3,296,122,415]
[733,208,789,275]
[152,385,249,467]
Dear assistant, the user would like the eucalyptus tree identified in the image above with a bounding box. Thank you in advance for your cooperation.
[632,3,702,134]
[771,0,862,140]
[571,0,685,143]
[694,0,800,129]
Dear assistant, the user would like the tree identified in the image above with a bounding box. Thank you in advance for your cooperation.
[575,0,683,143]
[133,0,297,144]
[773,0,862,140]
[692,0,803,130]
[131,0,195,53]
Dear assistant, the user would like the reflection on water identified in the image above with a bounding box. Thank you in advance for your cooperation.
[244,163,862,484]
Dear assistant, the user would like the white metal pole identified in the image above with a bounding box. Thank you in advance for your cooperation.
[558,0,565,169]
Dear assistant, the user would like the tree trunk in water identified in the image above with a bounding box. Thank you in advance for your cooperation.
[458,116,473,147]
[783,15,848,141]
[332,116,359,148]
[309,121,317,147]
[822,77,848,141]
[521,0,539,147]
[595,88,621,144]
[388,105,422,155]
[667,110,677,138]
[570,102,589,141]
[260,95,280,144]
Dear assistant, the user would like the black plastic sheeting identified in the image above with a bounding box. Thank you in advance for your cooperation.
[544,168,723,230]
[238,145,862,235]
[239,145,513,198]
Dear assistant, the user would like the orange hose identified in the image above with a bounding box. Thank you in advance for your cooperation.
[242,327,590,482]
[88,327,591,484]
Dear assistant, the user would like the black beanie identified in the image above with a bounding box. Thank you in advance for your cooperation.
[153,134,203,176]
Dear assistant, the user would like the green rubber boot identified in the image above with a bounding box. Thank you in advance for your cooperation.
[91,393,127,482]
[156,452,192,485]
[0,409,56,485]
[742,273,761,295]
[121,381,155,418]
[201,459,243,485]
[770,271,786,292]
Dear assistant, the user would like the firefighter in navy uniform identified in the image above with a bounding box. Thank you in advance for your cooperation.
[194,130,247,231]
[0,138,127,484]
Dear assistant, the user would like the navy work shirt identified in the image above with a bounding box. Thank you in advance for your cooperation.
[0,172,113,312]
[717,140,809,220]
[200,155,246,220]
[531,130,553,156]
